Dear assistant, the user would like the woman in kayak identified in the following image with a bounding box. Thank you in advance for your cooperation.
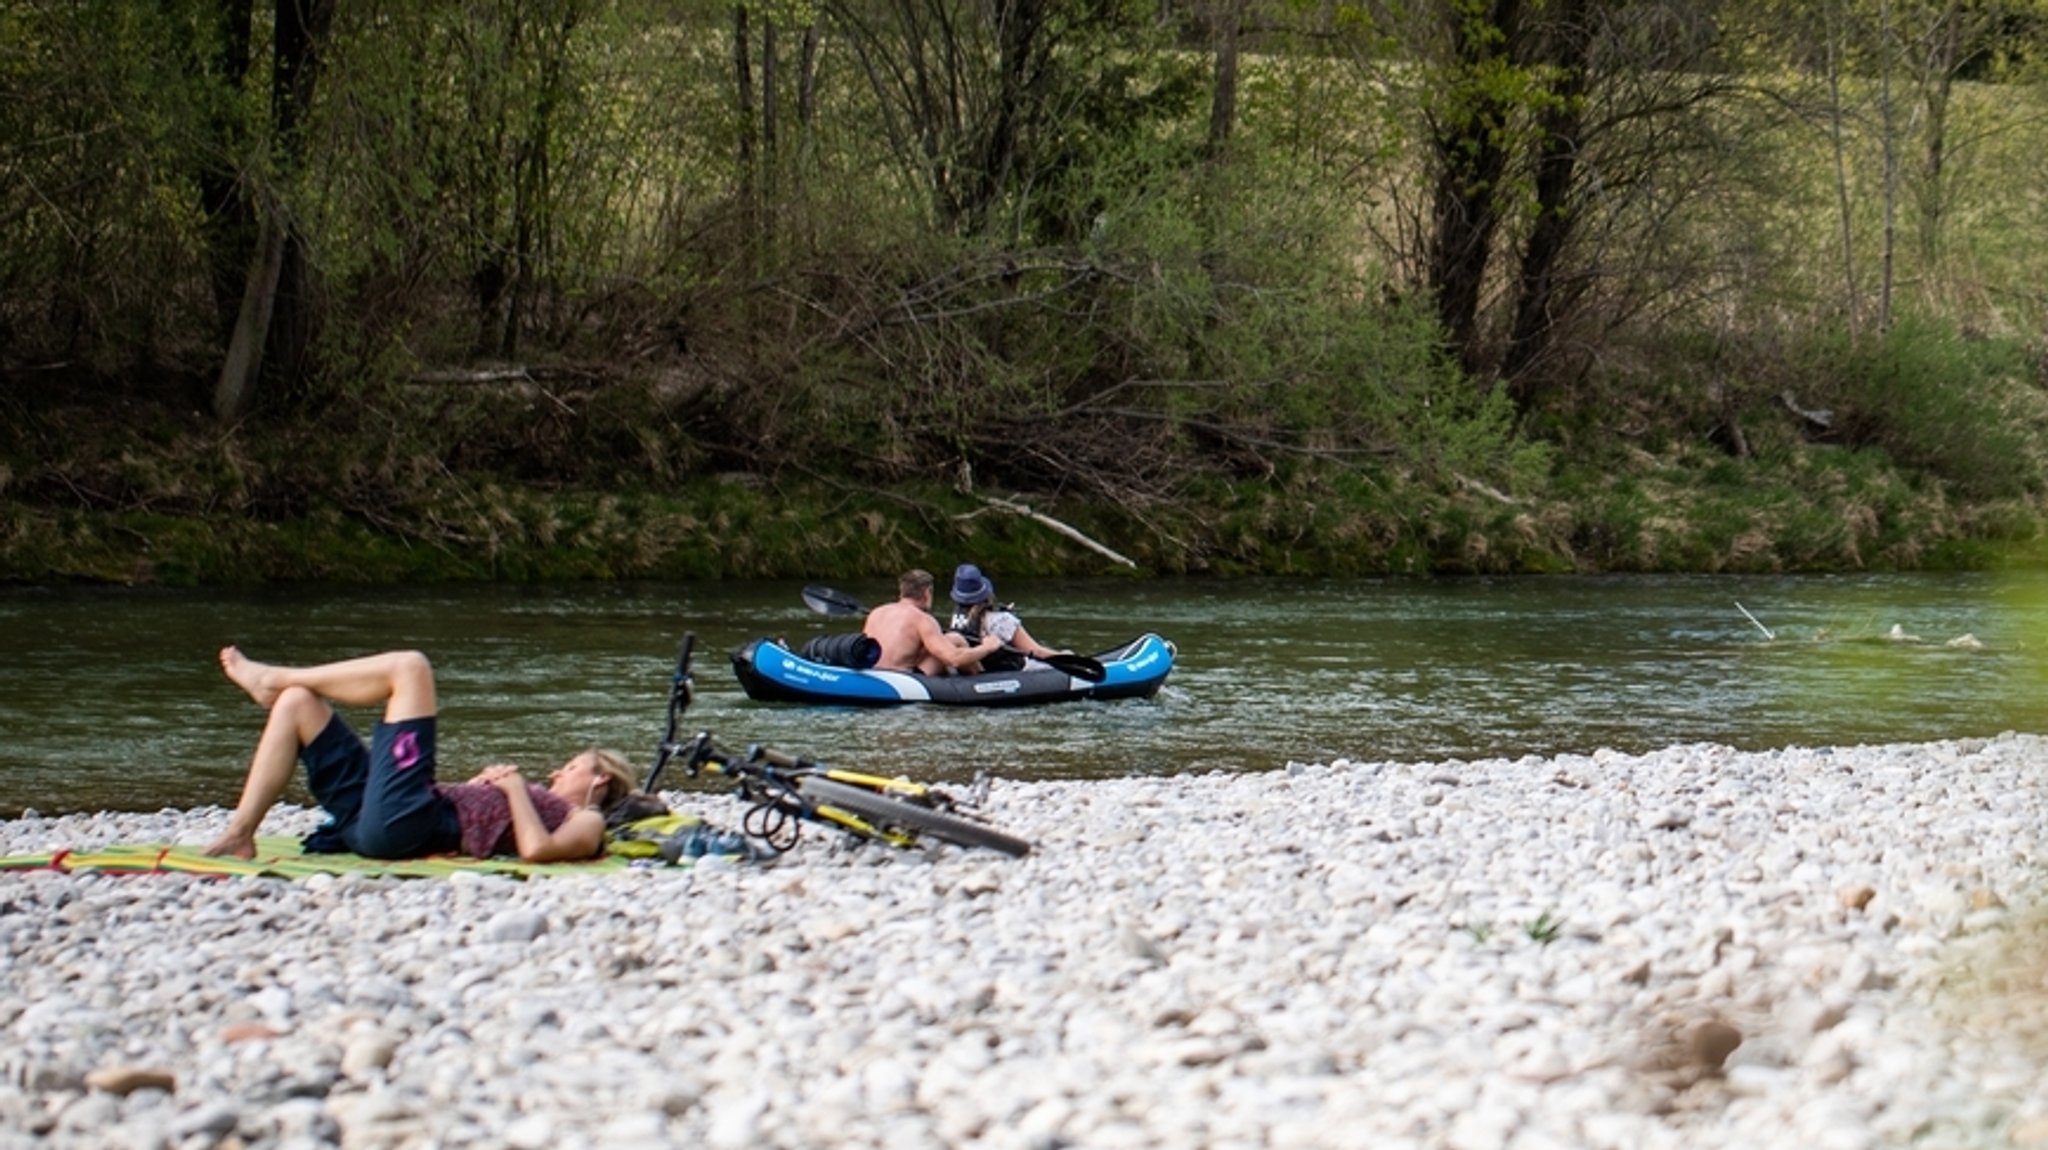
[204,646,642,862]
[947,564,1074,674]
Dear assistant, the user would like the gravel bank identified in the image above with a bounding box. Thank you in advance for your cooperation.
[3,735,2046,1150]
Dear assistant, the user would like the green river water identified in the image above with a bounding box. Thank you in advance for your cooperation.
[4,573,2048,816]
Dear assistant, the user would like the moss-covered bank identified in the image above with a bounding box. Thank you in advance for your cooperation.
[9,309,2047,587]
[4,444,2040,586]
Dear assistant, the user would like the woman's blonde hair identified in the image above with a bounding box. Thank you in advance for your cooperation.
[586,748,639,813]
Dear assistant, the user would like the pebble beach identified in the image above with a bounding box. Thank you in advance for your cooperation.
[3,734,2047,1150]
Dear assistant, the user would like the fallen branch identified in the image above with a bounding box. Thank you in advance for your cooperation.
[1454,472,1517,505]
[962,495,1137,568]
[1780,391,1833,430]
[408,364,603,386]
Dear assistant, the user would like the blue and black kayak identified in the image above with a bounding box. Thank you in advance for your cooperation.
[730,633,1176,707]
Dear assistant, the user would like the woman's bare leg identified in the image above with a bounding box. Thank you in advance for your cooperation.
[219,647,437,722]
[206,648,440,858]
[204,685,333,858]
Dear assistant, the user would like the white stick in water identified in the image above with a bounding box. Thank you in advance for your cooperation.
[1735,601,1774,640]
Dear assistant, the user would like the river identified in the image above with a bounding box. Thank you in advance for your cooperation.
[3,572,2046,816]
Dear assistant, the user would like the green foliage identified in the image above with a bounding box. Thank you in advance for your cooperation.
[1787,316,2048,501]
[1542,410,2034,574]
[1524,909,1565,945]
[736,127,1552,531]
[827,0,1192,242]
[5,3,2048,584]
[0,0,229,375]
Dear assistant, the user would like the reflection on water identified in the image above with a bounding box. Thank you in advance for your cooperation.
[3,573,2047,815]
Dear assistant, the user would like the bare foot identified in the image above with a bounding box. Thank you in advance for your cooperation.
[203,830,257,860]
[219,646,281,707]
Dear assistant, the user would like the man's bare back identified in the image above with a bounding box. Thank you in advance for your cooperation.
[865,599,945,672]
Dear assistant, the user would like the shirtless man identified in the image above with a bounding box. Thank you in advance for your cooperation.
[863,569,1002,675]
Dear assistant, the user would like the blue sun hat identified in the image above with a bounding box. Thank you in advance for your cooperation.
[950,563,994,605]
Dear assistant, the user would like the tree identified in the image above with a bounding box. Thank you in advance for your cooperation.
[1743,0,2046,334]
[1423,0,1526,382]
[214,0,336,421]
[823,0,1176,241]
[0,1,234,382]
[1894,0,2026,292]
[446,0,588,360]
[1204,0,1248,159]
[193,0,259,340]
[1337,0,1759,407]
[1498,0,1590,393]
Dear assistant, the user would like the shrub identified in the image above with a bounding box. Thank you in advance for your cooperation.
[1792,317,2048,501]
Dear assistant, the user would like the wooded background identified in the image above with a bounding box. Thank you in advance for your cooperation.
[5,1,2048,579]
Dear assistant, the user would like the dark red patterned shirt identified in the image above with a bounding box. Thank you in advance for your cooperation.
[433,782,579,858]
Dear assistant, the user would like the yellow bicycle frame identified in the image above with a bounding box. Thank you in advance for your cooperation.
[809,804,918,848]
[808,769,932,846]
[820,767,929,798]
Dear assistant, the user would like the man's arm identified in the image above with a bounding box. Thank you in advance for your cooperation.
[919,616,1000,670]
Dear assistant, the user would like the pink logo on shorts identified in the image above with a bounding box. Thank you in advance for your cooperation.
[393,730,421,771]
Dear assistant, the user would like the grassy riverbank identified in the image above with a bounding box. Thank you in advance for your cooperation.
[5,352,2045,587]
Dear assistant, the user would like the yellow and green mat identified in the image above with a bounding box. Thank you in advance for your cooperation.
[0,838,635,880]
[0,814,726,880]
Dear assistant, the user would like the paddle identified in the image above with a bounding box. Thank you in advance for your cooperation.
[801,583,868,619]
[798,584,1108,682]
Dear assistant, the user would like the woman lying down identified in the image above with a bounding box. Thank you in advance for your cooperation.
[204,646,649,862]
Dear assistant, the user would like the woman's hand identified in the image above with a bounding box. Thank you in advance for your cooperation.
[470,763,526,791]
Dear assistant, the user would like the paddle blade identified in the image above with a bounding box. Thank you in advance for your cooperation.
[1047,652,1107,682]
[802,584,868,618]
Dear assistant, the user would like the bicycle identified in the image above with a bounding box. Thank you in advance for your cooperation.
[641,633,1034,858]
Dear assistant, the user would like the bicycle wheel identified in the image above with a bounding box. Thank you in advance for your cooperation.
[797,777,1033,857]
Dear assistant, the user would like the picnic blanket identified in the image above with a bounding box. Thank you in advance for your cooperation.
[0,812,769,880]
[0,837,638,880]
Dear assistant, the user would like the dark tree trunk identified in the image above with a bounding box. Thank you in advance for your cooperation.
[763,17,780,183]
[973,0,1047,234]
[1917,6,1962,270]
[799,22,820,127]
[1425,0,1522,380]
[213,0,332,420]
[265,0,333,388]
[1500,0,1592,400]
[198,0,256,339]
[1205,0,1241,159]
[734,5,756,206]
[762,14,780,251]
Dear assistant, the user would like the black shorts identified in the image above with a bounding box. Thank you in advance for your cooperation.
[299,714,459,858]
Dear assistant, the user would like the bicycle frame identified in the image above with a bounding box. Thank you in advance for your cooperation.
[658,729,921,852]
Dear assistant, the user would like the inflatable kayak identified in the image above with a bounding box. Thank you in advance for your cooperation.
[730,633,1176,707]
